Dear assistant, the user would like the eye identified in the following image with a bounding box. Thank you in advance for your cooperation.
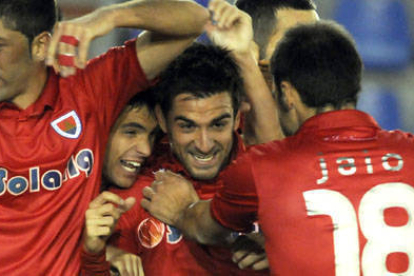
[178,123,195,132]
[212,121,228,130]
[122,128,139,136]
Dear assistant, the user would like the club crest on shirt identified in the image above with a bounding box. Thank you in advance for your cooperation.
[51,110,82,139]
[137,217,165,249]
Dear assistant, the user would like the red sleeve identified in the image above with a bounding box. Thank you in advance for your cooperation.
[210,151,259,232]
[79,39,151,128]
[79,247,111,276]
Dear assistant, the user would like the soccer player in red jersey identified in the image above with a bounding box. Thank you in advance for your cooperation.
[90,89,159,275]
[82,43,269,276]
[0,0,209,275]
[143,21,414,275]
[236,0,319,145]
[80,1,280,275]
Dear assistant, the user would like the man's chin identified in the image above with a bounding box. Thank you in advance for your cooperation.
[188,168,219,181]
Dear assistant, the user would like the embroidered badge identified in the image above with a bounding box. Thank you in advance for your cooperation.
[137,217,165,249]
[51,110,82,139]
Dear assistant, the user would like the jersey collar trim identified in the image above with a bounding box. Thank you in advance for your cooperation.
[297,110,380,135]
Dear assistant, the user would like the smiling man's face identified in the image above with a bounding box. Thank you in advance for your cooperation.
[104,105,158,188]
[161,92,240,180]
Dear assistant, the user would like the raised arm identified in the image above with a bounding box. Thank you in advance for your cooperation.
[206,0,284,144]
[47,0,209,78]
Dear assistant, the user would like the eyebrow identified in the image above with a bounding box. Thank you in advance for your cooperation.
[174,116,195,124]
[120,122,146,131]
[211,114,232,124]
[174,113,232,124]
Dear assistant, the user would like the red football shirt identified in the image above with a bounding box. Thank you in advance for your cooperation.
[106,136,269,276]
[0,40,149,275]
[212,110,414,275]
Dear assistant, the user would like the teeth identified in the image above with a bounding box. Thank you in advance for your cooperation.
[121,160,141,172]
[193,155,214,162]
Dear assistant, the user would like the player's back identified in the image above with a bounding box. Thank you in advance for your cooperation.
[251,110,414,276]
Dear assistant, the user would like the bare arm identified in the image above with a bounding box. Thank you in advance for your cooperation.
[205,0,283,144]
[141,170,231,245]
[233,52,284,144]
[47,0,209,78]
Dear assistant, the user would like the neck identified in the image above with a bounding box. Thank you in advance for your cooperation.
[12,65,48,109]
[300,103,356,125]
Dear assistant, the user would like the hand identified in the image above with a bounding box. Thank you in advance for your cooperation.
[231,233,269,271]
[46,8,115,77]
[140,170,199,226]
[110,252,145,276]
[206,0,253,55]
[84,191,136,254]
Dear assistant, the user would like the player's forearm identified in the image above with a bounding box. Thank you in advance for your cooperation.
[99,0,209,36]
[176,200,231,245]
[233,52,284,144]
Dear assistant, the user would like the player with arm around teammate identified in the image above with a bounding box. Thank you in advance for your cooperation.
[143,20,414,275]
[81,1,277,275]
[0,0,208,275]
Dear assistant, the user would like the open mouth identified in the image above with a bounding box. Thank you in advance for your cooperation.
[120,160,141,173]
[193,154,215,162]
[190,151,219,167]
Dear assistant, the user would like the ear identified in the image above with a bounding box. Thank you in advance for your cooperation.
[233,110,241,131]
[31,31,51,62]
[155,105,168,133]
[278,81,297,111]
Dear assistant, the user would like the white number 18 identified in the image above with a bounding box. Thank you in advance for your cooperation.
[303,183,414,275]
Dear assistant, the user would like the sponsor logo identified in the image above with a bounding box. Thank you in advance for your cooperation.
[137,218,184,249]
[51,110,82,139]
[0,149,94,196]
[137,217,165,249]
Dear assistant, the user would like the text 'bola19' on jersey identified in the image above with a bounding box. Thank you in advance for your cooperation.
[213,110,414,276]
[0,39,149,276]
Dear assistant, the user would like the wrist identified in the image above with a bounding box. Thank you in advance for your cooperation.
[174,199,199,229]
[83,239,106,255]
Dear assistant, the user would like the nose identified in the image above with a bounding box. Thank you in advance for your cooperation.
[133,137,152,157]
[194,128,214,154]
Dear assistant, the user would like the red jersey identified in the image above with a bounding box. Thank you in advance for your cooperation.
[0,40,149,275]
[212,110,414,276]
[105,135,269,276]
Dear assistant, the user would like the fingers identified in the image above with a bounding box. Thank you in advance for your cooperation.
[251,257,269,271]
[122,197,137,212]
[89,191,126,209]
[86,192,136,230]
[233,250,268,270]
[154,169,182,181]
[140,198,151,212]
[46,22,90,77]
[111,253,144,276]
[208,0,239,29]
[142,186,156,200]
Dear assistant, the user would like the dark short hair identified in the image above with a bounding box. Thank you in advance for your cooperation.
[125,87,157,117]
[155,43,244,117]
[0,0,57,44]
[271,20,362,108]
[236,0,316,59]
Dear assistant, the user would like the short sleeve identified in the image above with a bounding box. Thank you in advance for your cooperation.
[210,151,259,232]
[78,39,150,128]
